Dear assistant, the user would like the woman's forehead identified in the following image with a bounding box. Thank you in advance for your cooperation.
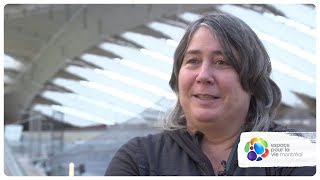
[185,26,225,55]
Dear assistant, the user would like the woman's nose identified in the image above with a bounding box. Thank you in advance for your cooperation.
[195,63,214,85]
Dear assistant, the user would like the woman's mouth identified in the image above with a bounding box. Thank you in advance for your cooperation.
[194,94,219,100]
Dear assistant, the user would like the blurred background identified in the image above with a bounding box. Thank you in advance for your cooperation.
[3,4,316,176]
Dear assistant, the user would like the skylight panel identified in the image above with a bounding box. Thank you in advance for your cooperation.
[121,31,175,57]
[255,30,315,65]
[271,4,315,28]
[147,21,184,41]
[271,70,310,107]
[74,93,139,118]
[4,54,23,71]
[165,39,179,48]
[262,40,315,77]
[52,78,146,113]
[65,65,168,102]
[80,81,165,112]
[179,12,201,22]
[263,12,316,38]
[94,68,175,100]
[119,58,170,81]
[99,42,172,73]
[50,104,113,125]
[140,48,173,64]
[80,54,169,88]
[271,59,314,84]
[271,67,315,99]
[40,91,136,124]
[33,104,101,127]
[218,5,315,53]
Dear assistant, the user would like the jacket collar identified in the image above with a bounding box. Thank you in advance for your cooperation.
[165,128,242,175]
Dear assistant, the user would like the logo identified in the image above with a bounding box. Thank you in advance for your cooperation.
[244,137,269,161]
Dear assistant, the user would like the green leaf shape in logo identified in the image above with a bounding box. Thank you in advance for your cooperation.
[244,142,250,152]
[259,138,268,148]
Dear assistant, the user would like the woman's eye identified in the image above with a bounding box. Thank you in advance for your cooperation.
[187,59,198,64]
[215,60,226,65]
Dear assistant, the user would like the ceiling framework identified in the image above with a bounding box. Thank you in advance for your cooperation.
[4,4,316,128]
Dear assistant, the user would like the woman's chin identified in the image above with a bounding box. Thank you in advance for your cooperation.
[192,114,220,124]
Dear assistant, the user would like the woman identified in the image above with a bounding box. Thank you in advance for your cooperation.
[105,13,316,176]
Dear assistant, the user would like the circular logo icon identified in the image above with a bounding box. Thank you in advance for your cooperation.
[244,137,269,161]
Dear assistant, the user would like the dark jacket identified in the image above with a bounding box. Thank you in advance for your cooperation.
[105,124,316,176]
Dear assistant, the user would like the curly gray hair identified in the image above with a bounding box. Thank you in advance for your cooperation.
[164,13,281,132]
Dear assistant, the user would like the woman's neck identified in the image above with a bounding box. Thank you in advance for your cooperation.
[199,128,241,175]
[187,122,242,145]
[202,126,241,145]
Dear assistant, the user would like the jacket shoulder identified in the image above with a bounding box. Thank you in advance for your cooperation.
[105,131,171,175]
[135,130,178,154]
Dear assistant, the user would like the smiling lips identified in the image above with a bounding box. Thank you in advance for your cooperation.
[194,94,219,100]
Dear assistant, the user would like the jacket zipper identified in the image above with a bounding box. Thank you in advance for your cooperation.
[193,132,216,175]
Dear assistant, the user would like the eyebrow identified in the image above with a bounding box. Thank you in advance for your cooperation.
[184,49,225,56]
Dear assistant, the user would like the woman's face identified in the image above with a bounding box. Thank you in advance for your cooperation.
[178,26,251,131]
